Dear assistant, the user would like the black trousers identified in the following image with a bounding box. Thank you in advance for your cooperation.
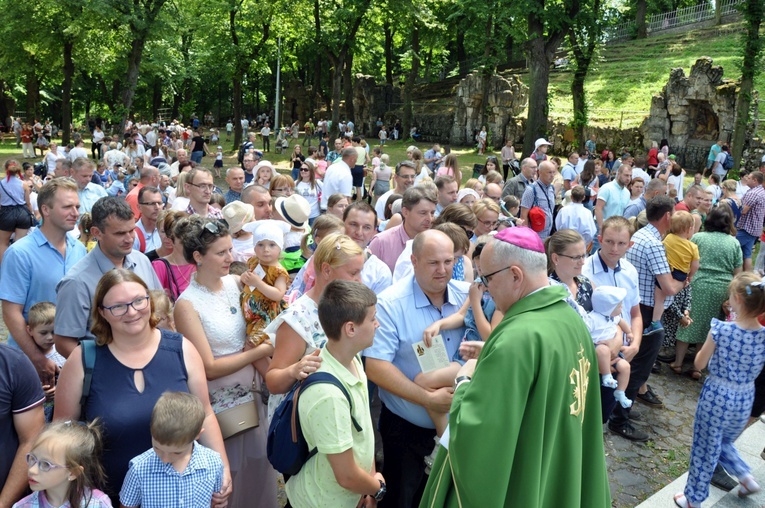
[378,404,436,508]
[610,303,663,427]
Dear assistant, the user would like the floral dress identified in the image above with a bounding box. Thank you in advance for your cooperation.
[241,256,288,346]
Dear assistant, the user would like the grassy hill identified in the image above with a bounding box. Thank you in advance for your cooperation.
[511,21,764,128]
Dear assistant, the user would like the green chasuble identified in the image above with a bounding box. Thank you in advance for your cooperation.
[419,285,610,508]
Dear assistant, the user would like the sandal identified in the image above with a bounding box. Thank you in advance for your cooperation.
[684,369,702,380]
[673,492,697,508]
[669,363,683,375]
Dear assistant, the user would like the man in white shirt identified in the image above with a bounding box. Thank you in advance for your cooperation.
[630,157,651,187]
[736,170,752,199]
[260,122,271,152]
[555,186,597,245]
[321,148,357,211]
[68,139,89,161]
[169,149,188,181]
[712,145,729,178]
[343,201,392,294]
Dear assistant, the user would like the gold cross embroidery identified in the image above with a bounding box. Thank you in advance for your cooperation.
[569,345,590,422]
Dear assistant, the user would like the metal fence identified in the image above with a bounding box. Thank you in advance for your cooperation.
[605,0,743,42]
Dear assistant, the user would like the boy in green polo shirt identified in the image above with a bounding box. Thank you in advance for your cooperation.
[285,280,387,508]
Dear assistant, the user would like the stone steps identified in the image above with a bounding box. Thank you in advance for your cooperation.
[636,421,765,508]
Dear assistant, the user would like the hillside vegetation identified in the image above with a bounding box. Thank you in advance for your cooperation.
[513,21,764,128]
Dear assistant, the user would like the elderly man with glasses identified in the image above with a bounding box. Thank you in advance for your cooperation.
[420,227,610,508]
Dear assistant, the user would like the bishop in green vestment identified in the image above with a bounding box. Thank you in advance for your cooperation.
[419,227,610,508]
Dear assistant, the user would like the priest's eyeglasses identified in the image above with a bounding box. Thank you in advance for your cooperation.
[480,266,512,286]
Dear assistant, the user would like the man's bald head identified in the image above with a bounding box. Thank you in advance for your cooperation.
[412,229,452,259]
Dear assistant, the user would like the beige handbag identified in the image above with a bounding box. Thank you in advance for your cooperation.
[216,400,259,440]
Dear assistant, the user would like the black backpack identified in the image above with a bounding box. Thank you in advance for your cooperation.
[267,372,361,476]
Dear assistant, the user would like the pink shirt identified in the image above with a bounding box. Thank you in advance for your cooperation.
[368,223,411,272]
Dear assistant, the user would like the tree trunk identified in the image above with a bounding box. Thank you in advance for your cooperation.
[402,24,419,137]
[330,55,343,134]
[456,22,467,76]
[523,35,549,155]
[232,73,243,148]
[479,12,495,135]
[61,40,74,145]
[26,73,39,121]
[730,0,763,170]
[152,78,162,119]
[636,0,647,38]
[571,67,587,149]
[120,36,147,129]
[313,57,323,113]
[384,20,394,85]
[343,52,354,120]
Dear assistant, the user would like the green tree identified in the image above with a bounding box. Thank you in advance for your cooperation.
[731,0,764,170]
[522,0,579,156]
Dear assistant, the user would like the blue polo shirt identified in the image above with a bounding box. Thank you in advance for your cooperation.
[0,228,87,345]
[365,275,469,428]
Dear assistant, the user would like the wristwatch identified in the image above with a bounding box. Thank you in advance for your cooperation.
[454,375,472,390]
[374,480,386,501]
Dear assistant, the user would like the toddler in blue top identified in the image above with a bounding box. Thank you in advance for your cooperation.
[120,392,224,508]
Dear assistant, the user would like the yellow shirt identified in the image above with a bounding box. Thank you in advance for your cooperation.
[663,233,699,273]
[285,348,374,508]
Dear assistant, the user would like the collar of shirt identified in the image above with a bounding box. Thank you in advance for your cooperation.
[595,250,621,274]
[32,227,79,252]
[93,243,136,272]
[643,223,662,241]
[321,347,364,388]
[148,442,210,476]
[412,276,457,310]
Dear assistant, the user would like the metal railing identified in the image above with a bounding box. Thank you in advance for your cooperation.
[605,0,743,42]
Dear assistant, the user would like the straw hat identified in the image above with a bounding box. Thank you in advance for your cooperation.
[275,194,310,231]
[222,201,254,234]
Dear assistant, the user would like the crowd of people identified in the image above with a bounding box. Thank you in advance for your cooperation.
[1,123,765,508]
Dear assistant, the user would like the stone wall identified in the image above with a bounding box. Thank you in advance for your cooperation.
[352,75,400,137]
[641,57,741,170]
[450,71,528,148]
[282,80,315,125]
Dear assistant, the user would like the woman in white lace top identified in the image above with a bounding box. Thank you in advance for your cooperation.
[264,233,365,418]
[174,217,278,508]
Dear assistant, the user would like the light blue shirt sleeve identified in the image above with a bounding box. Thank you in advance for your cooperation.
[364,297,398,362]
[0,246,31,305]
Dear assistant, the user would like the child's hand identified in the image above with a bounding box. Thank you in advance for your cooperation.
[423,322,441,347]
[680,310,693,327]
[42,384,55,402]
[625,332,633,345]
[469,281,486,301]
[514,218,525,227]
[240,270,260,287]
[459,341,484,360]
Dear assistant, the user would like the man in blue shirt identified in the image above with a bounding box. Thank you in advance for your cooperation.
[365,230,469,508]
[0,178,86,385]
[54,197,162,358]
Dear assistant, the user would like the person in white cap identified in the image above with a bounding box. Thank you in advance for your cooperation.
[531,137,552,162]
[588,286,634,409]
[240,220,289,379]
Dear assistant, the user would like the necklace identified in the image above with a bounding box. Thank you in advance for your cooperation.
[194,275,239,315]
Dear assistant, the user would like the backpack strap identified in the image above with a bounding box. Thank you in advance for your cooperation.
[293,371,363,462]
[134,226,146,252]
[79,339,96,417]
